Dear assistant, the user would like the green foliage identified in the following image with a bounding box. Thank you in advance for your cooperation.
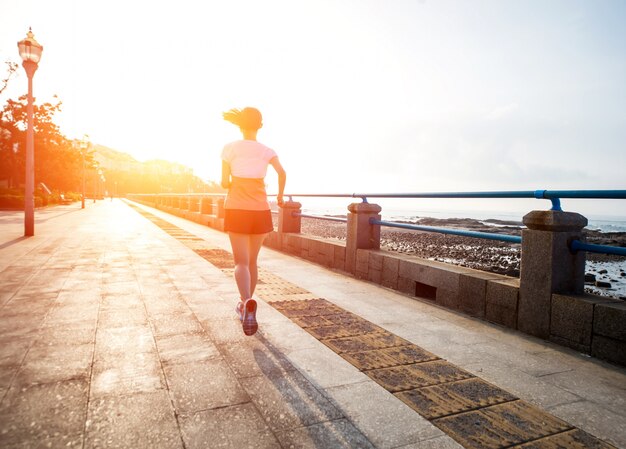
[0,94,82,192]
[0,188,46,208]
[0,187,84,209]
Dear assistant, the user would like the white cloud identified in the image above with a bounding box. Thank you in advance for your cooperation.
[485,103,519,121]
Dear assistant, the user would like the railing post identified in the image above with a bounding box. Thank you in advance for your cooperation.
[216,198,225,219]
[200,197,212,214]
[279,201,302,233]
[518,210,588,338]
[345,202,382,274]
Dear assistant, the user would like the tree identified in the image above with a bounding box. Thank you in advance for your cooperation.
[0,61,18,95]
[0,95,83,191]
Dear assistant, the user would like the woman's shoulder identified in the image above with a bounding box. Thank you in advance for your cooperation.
[224,139,246,148]
[254,141,277,156]
[230,140,276,154]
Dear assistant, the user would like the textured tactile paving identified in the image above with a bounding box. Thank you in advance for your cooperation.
[323,313,370,326]
[368,361,474,393]
[396,378,518,419]
[367,364,438,392]
[126,201,617,449]
[405,360,475,386]
[342,349,402,371]
[255,284,311,296]
[513,428,618,449]
[305,321,382,340]
[259,292,322,303]
[257,272,296,285]
[271,299,346,317]
[323,331,410,354]
[291,315,334,328]
[433,400,573,449]
[194,249,235,269]
[381,345,439,365]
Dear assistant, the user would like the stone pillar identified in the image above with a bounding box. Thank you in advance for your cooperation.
[279,201,302,233]
[200,197,212,214]
[345,202,382,274]
[216,198,225,219]
[518,210,588,338]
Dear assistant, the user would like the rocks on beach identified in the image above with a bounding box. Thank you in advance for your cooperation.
[297,215,626,300]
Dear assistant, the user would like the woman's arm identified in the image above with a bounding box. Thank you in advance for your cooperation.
[269,156,286,206]
[221,160,231,189]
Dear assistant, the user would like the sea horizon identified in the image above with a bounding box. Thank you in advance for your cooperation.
[298,204,626,233]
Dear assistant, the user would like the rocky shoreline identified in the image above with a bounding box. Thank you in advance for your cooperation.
[298,216,626,300]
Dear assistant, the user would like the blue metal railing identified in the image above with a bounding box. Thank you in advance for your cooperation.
[128,190,626,256]
[570,239,626,257]
[279,189,626,255]
[368,219,522,244]
[293,212,347,223]
[283,189,626,212]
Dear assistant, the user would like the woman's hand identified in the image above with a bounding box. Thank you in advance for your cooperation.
[269,156,286,208]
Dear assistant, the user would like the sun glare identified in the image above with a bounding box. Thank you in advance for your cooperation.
[1,0,625,216]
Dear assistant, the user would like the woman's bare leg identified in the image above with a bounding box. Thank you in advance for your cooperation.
[248,233,267,297]
[229,232,252,300]
[228,232,268,299]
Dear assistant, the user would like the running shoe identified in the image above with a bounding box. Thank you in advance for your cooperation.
[242,299,258,336]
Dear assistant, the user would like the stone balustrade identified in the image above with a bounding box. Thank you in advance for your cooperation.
[127,194,626,367]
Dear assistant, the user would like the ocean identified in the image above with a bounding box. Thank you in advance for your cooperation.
[296,199,626,299]
[295,198,626,233]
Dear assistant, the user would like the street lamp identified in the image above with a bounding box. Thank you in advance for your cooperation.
[94,168,102,203]
[17,28,43,237]
[79,134,90,209]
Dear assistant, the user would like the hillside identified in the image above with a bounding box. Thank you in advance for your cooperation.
[86,144,221,194]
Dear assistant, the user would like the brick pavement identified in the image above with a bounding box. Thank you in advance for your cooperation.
[0,200,625,448]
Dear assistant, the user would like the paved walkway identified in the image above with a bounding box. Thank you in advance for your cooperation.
[0,200,625,449]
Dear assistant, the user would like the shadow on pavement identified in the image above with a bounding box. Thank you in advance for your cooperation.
[0,236,29,250]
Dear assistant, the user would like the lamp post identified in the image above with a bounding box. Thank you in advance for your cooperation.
[94,168,102,203]
[17,28,43,237]
[79,135,90,209]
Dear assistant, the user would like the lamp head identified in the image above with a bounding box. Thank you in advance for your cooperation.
[17,28,43,64]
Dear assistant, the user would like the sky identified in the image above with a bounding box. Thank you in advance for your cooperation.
[1,0,625,217]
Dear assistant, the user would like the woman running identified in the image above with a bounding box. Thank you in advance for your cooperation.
[221,107,286,336]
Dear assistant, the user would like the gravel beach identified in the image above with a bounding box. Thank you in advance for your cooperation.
[297,216,626,300]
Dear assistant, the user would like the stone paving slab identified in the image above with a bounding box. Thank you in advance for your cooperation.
[0,202,378,448]
[1,201,625,448]
[130,201,626,448]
